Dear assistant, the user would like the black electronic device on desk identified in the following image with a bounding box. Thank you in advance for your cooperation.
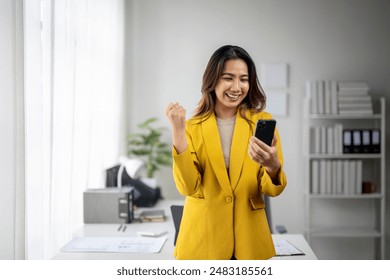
[105,164,162,207]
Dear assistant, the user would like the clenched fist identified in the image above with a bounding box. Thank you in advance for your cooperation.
[165,102,187,154]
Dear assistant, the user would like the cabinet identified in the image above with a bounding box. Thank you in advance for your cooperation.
[304,97,386,259]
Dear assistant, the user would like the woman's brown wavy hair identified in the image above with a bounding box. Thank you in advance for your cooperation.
[193,45,266,122]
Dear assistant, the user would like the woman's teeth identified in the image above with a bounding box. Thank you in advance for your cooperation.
[226,93,240,100]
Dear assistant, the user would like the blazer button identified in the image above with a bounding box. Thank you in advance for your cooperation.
[225,196,232,203]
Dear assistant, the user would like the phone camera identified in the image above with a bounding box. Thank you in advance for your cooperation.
[259,122,266,130]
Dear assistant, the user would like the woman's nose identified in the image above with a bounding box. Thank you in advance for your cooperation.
[231,80,240,92]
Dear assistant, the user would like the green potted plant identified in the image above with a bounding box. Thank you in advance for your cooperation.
[127,117,172,187]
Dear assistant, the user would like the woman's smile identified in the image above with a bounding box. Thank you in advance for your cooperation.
[225,92,241,101]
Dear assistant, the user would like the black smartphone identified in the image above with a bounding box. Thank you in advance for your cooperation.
[254,119,276,146]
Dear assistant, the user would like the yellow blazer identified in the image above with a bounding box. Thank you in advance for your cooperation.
[172,110,287,260]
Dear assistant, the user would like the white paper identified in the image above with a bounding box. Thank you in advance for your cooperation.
[61,236,167,253]
[273,239,304,256]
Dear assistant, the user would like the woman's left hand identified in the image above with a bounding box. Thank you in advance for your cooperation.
[248,135,281,179]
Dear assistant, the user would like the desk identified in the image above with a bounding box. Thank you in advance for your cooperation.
[53,199,317,260]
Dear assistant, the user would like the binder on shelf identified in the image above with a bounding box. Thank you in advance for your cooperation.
[327,126,334,154]
[342,160,350,194]
[319,160,327,194]
[311,160,319,194]
[334,124,342,154]
[335,160,343,194]
[310,127,321,154]
[326,161,332,194]
[324,81,331,114]
[330,81,338,114]
[349,161,356,194]
[320,126,327,154]
[361,130,371,153]
[343,130,352,153]
[315,127,320,153]
[352,130,362,153]
[356,160,363,194]
[331,161,337,194]
[371,129,381,153]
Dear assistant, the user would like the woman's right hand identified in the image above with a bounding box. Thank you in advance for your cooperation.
[165,102,187,154]
[165,102,186,131]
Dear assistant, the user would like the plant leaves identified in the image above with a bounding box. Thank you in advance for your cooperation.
[138,117,158,129]
[127,117,172,177]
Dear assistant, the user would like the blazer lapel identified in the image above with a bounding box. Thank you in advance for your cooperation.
[202,113,232,195]
[229,112,251,191]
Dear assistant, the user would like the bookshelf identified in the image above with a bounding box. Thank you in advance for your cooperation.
[303,94,386,260]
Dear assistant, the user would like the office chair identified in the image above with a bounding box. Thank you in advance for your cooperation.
[170,205,184,246]
[170,196,286,245]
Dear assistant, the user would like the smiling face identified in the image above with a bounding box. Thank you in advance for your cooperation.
[214,58,249,119]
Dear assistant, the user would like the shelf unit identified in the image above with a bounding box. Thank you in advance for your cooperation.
[304,97,386,259]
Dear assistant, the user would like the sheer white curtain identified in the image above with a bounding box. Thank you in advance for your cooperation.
[25,0,126,259]
[0,0,25,260]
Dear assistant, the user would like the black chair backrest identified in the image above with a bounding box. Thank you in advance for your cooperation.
[170,205,184,245]
[263,195,273,233]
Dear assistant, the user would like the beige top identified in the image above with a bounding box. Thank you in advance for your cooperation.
[216,116,236,169]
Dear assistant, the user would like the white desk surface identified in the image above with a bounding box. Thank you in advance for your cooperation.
[53,199,317,260]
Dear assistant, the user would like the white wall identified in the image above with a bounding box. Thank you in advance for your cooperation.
[126,0,390,259]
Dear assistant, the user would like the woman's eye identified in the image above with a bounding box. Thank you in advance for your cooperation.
[223,77,232,81]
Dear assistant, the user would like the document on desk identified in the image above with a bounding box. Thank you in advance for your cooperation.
[61,237,167,253]
[273,239,305,256]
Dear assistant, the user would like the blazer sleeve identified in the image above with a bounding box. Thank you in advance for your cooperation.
[172,123,204,197]
[258,127,287,197]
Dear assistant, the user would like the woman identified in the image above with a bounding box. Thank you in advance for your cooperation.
[165,45,287,260]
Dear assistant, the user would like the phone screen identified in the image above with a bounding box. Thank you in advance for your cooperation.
[254,120,276,146]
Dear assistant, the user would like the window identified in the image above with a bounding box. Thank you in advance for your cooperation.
[24,0,126,259]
